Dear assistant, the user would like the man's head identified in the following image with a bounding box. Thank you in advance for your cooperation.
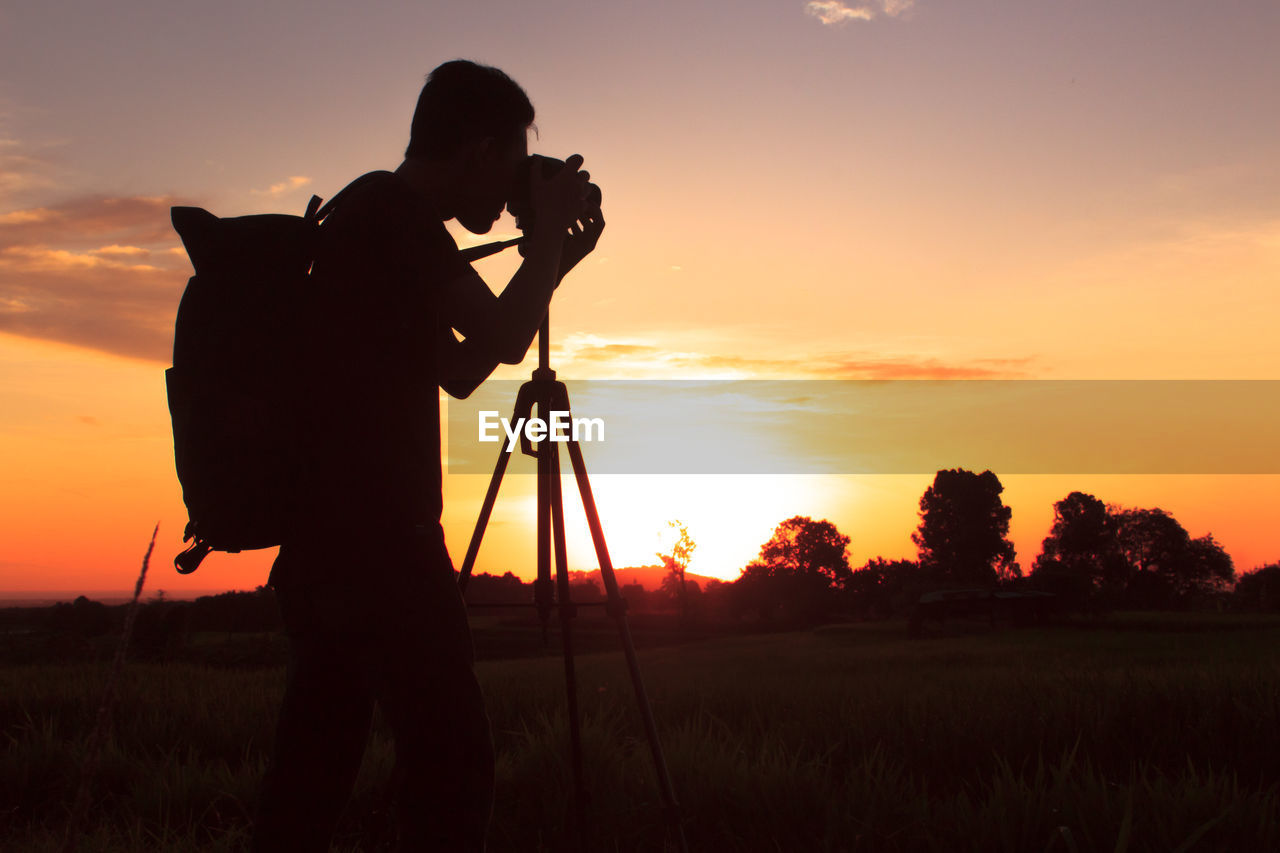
[406,60,535,234]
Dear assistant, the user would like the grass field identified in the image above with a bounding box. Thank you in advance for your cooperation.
[3,613,1280,851]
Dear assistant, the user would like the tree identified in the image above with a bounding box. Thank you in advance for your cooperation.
[463,571,532,605]
[661,577,702,619]
[1112,507,1190,607]
[731,562,781,622]
[569,578,604,603]
[1235,563,1280,612]
[1107,508,1234,607]
[1032,491,1124,608]
[619,581,649,612]
[1177,534,1235,600]
[1037,492,1111,571]
[758,516,853,590]
[699,579,731,621]
[657,520,697,622]
[1112,507,1188,574]
[732,516,853,623]
[912,469,1016,585]
[1033,499,1236,609]
[847,558,922,617]
[46,595,114,638]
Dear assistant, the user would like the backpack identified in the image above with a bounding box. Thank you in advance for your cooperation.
[166,176,377,574]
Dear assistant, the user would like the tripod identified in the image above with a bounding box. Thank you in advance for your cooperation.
[455,311,689,853]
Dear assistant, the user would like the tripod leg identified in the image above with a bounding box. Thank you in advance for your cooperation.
[456,440,515,595]
[550,447,589,852]
[563,439,690,853]
[458,384,537,595]
[534,405,556,641]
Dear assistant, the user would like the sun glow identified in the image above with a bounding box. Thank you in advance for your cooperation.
[446,473,856,583]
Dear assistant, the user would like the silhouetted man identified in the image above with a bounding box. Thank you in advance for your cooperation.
[253,60,603,852]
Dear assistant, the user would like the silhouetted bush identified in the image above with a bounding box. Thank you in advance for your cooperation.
[187,587,281,632]
[1235,563,1280,612]
[44,595,114,638]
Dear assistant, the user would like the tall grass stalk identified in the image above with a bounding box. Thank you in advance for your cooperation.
[60,523,158,853]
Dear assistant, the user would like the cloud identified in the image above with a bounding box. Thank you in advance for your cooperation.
[91,244,152,259]
[880,0,915,15]
[1,246,161,273]
[553,333,1032,380]
[0,253,183,362]
[0,208,54,226]
[805,1,874,25]
[0,195,185,246]
[0,194,193,362]
[820,354,1032,379]
[0,138,58,196]
[804,0,914,25]
[253,175,313,197]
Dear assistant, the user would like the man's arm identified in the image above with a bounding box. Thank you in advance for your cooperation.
[445,207,605,341]
[436,234,561,399]
[438,163,604,398]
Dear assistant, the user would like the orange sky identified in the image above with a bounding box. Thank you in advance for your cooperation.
[1,1,1279,593]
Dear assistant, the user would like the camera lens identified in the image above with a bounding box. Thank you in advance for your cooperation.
[507,156,602,233]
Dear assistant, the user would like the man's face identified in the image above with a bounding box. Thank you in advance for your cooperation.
[455,131,528,235]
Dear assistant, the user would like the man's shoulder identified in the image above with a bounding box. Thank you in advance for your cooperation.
[322,170,456,253]
[332,170,427,223]
[315,170,466,283]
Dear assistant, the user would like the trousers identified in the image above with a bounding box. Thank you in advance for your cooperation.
[252,527,495,852]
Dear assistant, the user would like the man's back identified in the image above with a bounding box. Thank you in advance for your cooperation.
[295,170,469,540]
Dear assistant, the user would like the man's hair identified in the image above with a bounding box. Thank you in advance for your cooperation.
[405,60,535,160]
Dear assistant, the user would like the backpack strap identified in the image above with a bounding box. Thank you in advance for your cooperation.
[312,171,392,223]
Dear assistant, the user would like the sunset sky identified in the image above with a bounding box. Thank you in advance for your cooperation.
[2,0,1278,595]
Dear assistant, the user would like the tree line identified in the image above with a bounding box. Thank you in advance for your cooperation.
[12,467,1280,651]
[654,468,1275,625]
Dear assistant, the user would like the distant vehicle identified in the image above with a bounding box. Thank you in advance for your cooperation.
[908,588,1057,636]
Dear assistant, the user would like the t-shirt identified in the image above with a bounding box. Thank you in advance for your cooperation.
[292,170,470,540]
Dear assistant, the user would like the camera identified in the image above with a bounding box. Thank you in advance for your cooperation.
[507,155,603,234]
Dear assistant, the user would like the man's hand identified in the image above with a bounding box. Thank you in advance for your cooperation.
[520,154,605,278]
[557,206,605,282]
[527,154,591,241]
